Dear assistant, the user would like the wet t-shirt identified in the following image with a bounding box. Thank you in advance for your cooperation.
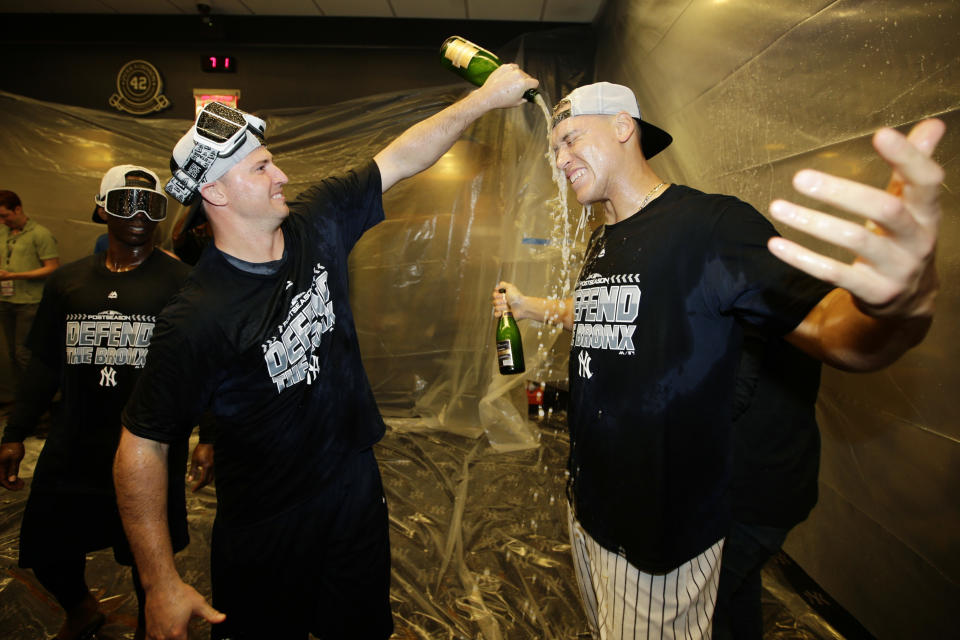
[567,184,831,573]
[123,161,386,526]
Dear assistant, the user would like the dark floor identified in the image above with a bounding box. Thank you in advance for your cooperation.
[0,408,850,639]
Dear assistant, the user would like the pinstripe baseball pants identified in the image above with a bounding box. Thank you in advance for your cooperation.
[568,507,724,640]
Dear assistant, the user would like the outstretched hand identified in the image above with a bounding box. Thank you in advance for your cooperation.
[768,118,946,320]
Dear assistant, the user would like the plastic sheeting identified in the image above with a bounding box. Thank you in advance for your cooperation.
[1,9,956,635]
[1,417,843,639]
[0,37,588,450]
[594,1,959,637]
[0,27,848,638]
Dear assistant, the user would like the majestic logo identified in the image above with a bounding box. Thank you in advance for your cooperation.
[108,291,118,299]
[578,350,593,379]
[261,265,336,392]
[99,366,118,387]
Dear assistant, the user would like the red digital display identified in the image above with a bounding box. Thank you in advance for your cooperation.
[201,55,236,73]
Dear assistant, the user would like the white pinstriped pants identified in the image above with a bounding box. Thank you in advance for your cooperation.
[568,507,724,640]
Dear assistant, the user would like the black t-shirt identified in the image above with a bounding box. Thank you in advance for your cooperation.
[731,331,822,528]
[123,161,386,526]
[567,184,832,573]
[6,251,191,496]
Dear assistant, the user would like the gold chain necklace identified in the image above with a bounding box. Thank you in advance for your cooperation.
[639,181,667,211]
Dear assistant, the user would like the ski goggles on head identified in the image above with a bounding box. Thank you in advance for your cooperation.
[194,101,265,155]
[104,187,168,221]
[165,102,266,205]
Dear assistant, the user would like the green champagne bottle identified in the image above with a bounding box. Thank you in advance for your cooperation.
[496,288,525,375]
[439,35,538,102]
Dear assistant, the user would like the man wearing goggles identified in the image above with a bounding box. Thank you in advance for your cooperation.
[116,65,538,640]
[1,165,213,640]
[103,187,168,222]
[165,101,265,206]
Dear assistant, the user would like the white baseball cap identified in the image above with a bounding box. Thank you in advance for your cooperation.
[552,82,673,159]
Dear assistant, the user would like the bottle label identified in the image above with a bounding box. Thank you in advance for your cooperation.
[444,39,479,69]
[497,340,514,367]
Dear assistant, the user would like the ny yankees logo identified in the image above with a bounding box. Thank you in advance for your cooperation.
[99,366,118,387]
[305,355,320,385]
[578,350,593,379]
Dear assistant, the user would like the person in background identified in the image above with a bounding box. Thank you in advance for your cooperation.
[114,65,538,640]
[0,166,213,640]
[170,200,214,266]
[491,82,945,639]
[0,190,59,398]
[95,173,180,261]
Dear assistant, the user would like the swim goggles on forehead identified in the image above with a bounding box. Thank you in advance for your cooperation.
[104,187,168,221]
[165,102,266,204]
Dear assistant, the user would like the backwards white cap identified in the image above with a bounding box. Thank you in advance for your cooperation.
[552,82,673,159]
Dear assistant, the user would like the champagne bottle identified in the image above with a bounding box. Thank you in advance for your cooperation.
[496,288,525,375]
[439,35,538,102]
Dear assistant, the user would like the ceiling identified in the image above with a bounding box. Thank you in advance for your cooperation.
[0,0,604,23]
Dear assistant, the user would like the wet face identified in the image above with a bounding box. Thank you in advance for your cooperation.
[550,115,617,206]
[106,209,159,248]
[0,205,26,230]
[217,147,290,223]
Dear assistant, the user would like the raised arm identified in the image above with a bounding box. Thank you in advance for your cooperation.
[374,64,538,193]
[769,118,946,371]
[492,281,574,331]
[114,427,224,639]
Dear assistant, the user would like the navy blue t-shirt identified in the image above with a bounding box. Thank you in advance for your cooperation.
[8,250,191,496]
[123,161,386,526]
[567,184,832,573]
[731,331,823,529]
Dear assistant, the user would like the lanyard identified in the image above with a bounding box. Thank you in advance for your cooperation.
[5,230,20,267]
[4,234,14,267]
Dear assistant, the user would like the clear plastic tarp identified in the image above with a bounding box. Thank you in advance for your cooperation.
[1,4,957,636]
[0,31,590,452]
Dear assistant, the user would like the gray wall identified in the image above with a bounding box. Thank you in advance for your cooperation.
[593,0,959,637]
